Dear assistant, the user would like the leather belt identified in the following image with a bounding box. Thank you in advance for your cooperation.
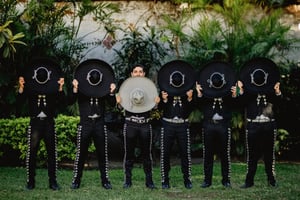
[88,115,101,120]
[247,118,275,123]
[163,117,189,124]
[125,117,150,124]
[209,119,222,124]
[32,116,47,120]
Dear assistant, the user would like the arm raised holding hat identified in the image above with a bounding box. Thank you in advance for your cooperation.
[195,79,238,188]
[16,70,65,191]
[238,80,282,188]
[117,65,158,189]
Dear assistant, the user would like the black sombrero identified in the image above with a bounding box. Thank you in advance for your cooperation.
[198,61,236,98]
[24,57,63,94]
[74,59,115,98]
[118,77,158,113]
[239,57,280,94]
[158,60,196,96]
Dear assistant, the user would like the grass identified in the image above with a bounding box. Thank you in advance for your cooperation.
[0,161,300,200]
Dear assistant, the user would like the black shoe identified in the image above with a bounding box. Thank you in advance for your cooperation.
[162,182,170,189]
[49,181,60,190]
[201,182,211,188]
[185,183,193,189]
[268,180,278,187]
[240,183,253,189]
[26,182,35,190]
[222,182,231,188]
[123,181,132,189]
[71,182,80,189]
[184,180,193,189]
[102,182,112,189]
[146,183,156,189]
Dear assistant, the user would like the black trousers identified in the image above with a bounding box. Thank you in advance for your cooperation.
[72,118,109,184]
[26,118,57,184]
[202,121,231,185]
[123,122,153,180]
[244,121,277,185]
[160,122,191,184]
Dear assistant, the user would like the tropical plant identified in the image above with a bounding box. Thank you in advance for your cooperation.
[113,24,169,82]
[0,0,120,117]
[0,21,26,58]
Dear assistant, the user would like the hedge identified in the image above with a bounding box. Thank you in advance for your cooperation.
[0,115,98,165]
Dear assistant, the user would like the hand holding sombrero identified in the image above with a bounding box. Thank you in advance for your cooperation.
[158,60,196,96]
[118,77,158,113]
[74,59,115,98]
[239,57,280,94]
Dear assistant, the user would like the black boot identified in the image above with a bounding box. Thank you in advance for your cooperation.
[102,181,112,189]
[49,179,59,190]
[145,173,156,189]
[162,176,170,189]
[184,179,192,189]
[26,180,35,190]
[240,174,254,189]
[71,179,81,189]
[123,160,133,189]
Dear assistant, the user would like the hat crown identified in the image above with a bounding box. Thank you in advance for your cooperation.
[130,88,145,105]
[251,68,268,86]
[87,69,103,86]
[170,71,185,88]
[33,67,51,84]
[208,72,226,89]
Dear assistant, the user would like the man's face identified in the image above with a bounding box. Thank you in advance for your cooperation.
[131,66,145,77]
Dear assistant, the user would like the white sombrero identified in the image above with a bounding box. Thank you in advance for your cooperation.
[118,77,158,113]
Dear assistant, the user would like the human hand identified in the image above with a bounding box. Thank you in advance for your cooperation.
[58,78,64,92]
[110,83,116,94]
[274,82,281,96]
[236,80,244,95]
[186,89,193,101]
[116,94,121,104]
[155,96,160,104]
[195,82,202,97]
[72,79,78,93]
[18,76,25,93]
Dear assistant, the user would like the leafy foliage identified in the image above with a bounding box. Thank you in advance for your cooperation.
[113,25,169,82]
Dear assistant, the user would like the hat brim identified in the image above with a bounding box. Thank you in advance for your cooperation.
[158,60,196,96]
[239,57,280,94]
[198,61,236,98]
[75,59,115,98]
[119,77,158,113]
[24,57,62,94]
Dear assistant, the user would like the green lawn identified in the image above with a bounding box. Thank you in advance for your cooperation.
[0,162,299,200]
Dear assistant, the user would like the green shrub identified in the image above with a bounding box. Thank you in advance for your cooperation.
[0,115,98,165]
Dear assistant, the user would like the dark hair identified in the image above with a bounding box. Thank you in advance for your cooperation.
[130,64,146,73]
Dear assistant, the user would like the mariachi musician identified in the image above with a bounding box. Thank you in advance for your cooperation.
[238,57,282,188]
[70,59,116,190]
[157,60,195,189]
[17,57,65,190]
[116,64,159,189]
[195,61,239,188]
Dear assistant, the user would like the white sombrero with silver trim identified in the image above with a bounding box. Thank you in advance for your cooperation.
[118,77,158,113]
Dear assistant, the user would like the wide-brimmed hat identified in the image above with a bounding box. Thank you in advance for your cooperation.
[74,59,115,98]
[118,77,158,113]
[158,60,196,96]
[198,61,236,98]
[24,57,62,94]
[239,57,280,94]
